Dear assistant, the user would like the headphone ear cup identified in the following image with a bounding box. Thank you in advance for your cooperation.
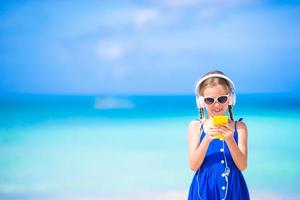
[197,96,205,108]
[232,93,236,106]
[228,94,233,105]
[229,93,236,106]
[195,96,200,108]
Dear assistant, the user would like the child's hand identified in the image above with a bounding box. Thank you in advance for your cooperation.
[204,127,219,143]
[216,124,234,141]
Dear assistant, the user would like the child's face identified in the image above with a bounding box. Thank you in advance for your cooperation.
[203,84,229,117]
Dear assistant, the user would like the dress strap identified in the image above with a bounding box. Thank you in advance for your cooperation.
[234,118,243,132]
[194,118,204,131]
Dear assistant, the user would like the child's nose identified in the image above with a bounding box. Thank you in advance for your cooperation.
[213,102,221,107]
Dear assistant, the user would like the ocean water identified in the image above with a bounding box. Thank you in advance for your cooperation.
[0,93,300,199]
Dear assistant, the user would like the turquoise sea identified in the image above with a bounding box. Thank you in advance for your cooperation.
[0,93,300,199]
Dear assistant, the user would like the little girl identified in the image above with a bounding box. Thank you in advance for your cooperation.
[187,70,250,200]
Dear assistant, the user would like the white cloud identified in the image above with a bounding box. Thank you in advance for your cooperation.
[96,42,124,61]
[134,9,160,28]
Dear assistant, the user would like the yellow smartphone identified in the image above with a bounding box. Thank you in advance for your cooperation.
[213,115,228,140]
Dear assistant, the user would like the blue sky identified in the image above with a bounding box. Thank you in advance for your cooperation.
[0,0,300,95]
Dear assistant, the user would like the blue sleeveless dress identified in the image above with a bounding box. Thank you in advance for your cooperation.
[188,119,250,200]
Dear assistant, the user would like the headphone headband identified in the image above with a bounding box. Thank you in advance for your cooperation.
[195,74,236,96]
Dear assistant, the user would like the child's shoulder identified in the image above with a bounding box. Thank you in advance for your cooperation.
[188,119,202,137]
[188,119,200,126]
[235,119,247,131]
[188,119,202,131]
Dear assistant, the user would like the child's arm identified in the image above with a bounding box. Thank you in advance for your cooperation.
[187,120,212,172]
[219,122,248,171]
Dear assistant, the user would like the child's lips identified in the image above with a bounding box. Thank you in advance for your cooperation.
[213,109,225,115]
[213,109,222,113]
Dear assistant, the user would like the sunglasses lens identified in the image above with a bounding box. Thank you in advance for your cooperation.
[204,97,214,105]
[218,96,228,104]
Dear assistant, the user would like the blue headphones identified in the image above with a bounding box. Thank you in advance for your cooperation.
[194,74,236,109]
